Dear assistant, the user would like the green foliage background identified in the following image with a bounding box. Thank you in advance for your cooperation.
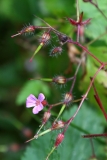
[0,0,107,160]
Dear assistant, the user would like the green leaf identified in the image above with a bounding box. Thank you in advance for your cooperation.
[42,0,75,16]
[21,103,105,160]
[80,0,107,43]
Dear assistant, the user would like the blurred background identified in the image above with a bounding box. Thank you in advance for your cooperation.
[0,0,107,160]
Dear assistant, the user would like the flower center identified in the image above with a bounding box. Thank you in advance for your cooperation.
[35,99,40,106]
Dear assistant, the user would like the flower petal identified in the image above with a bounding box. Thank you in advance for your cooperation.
[38,93,45,102]
[33,106,39,114]
[32,103,44,114]
[26,94,37,108]
[37,103,43,111]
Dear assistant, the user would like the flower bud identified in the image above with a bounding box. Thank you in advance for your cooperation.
[52,76,67,84]
[55,133,64,147]
[63,92,73,105]
[50,47,62,57]
[42,111,51,124]
[52,120,65,130]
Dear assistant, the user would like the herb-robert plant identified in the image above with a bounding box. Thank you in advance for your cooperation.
[11,1,107,159]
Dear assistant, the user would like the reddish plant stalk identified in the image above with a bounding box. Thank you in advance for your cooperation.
[62,64,105,134]
[82,133,107,138]
[68,39,103,64]
[90,77,107,120]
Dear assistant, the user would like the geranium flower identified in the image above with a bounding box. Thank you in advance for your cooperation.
[26,93,45,114]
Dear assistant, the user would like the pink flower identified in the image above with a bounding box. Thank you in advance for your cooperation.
[26,93,45,114]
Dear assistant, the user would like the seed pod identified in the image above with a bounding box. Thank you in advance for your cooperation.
[50,47,62,57]
[63,92,73,105]
[52,76,66,84]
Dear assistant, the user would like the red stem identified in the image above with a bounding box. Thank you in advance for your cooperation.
[68,39,103,65]
[83,133,107,138]
[62,64,105,134]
